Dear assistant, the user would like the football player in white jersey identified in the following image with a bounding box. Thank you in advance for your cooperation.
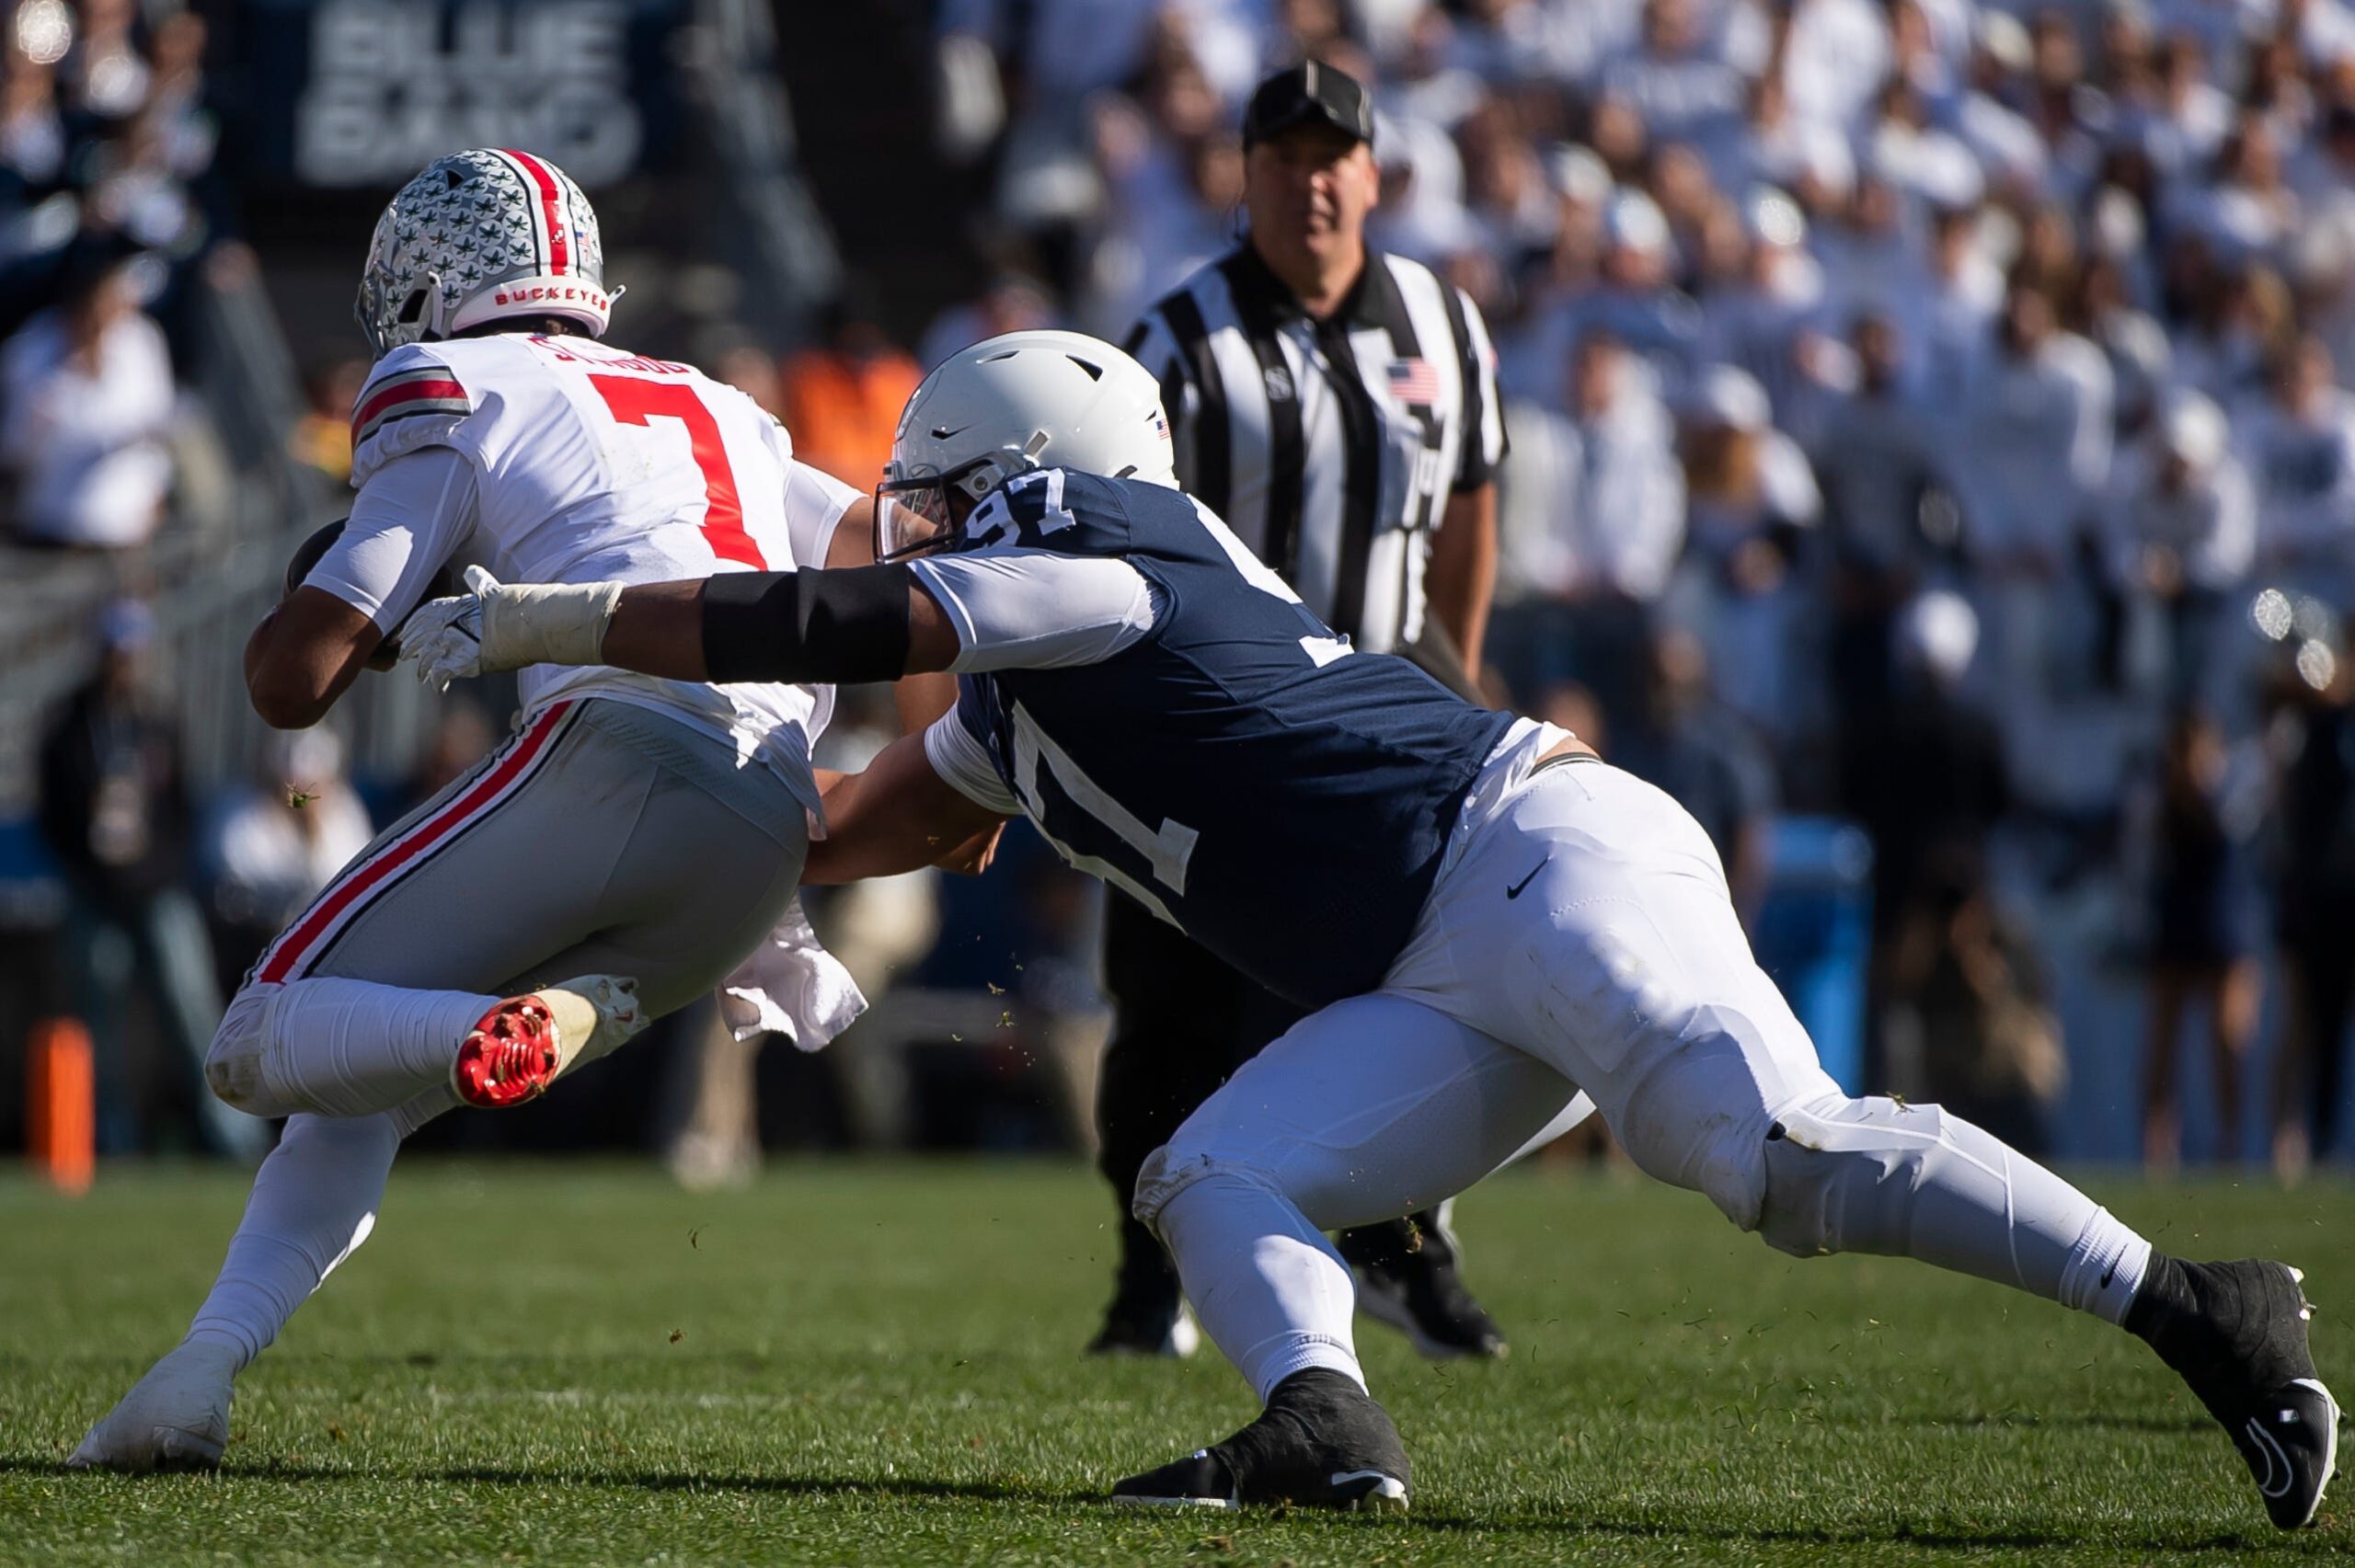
[69,148,886,1471]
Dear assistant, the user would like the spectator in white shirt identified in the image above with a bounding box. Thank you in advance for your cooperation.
[1699,70,1856,220]
[1948,16,2051,200]
[0,251,176,550]
[2105,390,2257,700]
[1491,328,1685,720]
[1701,186,1834,432]
[1668,363,1829,757]
[1601,0,1748,144]
[2132,32,2236,180]
[1816,312,1947,580]
[1508,187,1703,398]
[1545,329,1689,601]
[1779,0,1894,132]
[2165,112,2301,263]
[1958,280,2115,575]
[200,727,376,986]
[2237,334,2355,604]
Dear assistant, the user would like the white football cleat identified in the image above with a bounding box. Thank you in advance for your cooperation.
[68,1341,241,1473]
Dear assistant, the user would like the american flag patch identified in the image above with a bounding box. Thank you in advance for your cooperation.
[1387,358,1440,406]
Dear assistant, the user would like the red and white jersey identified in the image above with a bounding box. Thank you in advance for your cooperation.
[318,331,859,804]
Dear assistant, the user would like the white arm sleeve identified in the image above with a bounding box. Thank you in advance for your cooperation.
[908,550,1160,673]
[785,461,862,569]
[307,444,480,631]
[922,709,1022,815]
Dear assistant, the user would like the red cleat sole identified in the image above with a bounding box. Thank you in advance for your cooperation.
[454,996,562,1108]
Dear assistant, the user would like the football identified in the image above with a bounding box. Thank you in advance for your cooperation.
[282,517,456,669]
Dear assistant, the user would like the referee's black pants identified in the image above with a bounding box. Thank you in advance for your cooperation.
[1096,890,1437,1296]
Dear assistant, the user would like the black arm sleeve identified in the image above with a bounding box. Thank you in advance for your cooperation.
[700,564,914,685]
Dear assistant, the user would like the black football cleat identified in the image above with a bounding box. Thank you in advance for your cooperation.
[1341,1209,1508,1360]
[1111,1368,1411,1512]
[2129,1255,2340,1528]
[1085,1267,1200,1358]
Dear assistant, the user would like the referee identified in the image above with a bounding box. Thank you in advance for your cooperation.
[1089,60,1511,1358]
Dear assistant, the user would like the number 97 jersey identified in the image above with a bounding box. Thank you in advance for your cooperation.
[936,470,1518,1011]
[347,332,853,795]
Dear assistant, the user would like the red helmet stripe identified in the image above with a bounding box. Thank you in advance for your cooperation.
[501,148,569,277]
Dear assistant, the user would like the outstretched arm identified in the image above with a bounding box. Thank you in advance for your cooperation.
[406,550,1158,692]
[803,728,1012,885]
[600,567,964,683]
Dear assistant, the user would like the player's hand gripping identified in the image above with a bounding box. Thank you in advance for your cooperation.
[401,566,626,690]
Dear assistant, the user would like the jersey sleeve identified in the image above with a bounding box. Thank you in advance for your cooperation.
[1448,284,1508,490]
[907,549,1160,673]
[784,460,862,569]
[306,445,480,631]
[921,681,1022,815]
[349,344,483,487]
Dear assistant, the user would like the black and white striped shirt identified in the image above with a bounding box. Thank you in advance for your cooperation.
[1123,244,1507,655]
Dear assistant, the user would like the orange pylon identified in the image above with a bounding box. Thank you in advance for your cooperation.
[27,1017,94,1195]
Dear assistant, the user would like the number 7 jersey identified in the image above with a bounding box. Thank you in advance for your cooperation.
[348,331,854,801]
[933,469,1517,1010]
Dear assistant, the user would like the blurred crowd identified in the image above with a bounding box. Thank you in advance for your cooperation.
[0,0,222,553]
[13,0,2355,1180]
[925,0,2355,1174]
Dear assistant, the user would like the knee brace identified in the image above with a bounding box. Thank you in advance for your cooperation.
[204,985,285,1116]
[1754,1093,1962,1260]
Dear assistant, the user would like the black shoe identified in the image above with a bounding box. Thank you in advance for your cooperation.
[2129,1255,2341,1528]
[1086,1273,1200,1358]
[1341,1210,1507,1360]
[1111,1368,1411,1512]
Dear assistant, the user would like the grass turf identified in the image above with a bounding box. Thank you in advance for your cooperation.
[0,1159,2349,1565]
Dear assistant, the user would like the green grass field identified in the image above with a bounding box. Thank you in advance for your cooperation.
[1,1160,2349,1565]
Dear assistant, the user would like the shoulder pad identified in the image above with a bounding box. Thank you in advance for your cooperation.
[349,345,477,486]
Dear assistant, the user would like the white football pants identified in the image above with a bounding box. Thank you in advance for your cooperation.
[1136,723,2150,1401]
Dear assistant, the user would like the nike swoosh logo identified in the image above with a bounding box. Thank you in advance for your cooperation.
[2246,1415,2295,1498]
[2098,1263,2117,1288]
[929,424,971,441]
[1506,857,1549,900]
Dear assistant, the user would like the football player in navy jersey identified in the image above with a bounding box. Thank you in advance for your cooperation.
[404,331,2337,1529]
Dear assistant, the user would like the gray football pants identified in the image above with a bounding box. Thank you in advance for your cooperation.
[178,696,810,1368]
[220,695,810,1130]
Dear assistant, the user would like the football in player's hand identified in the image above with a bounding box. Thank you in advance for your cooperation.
[283,518,455,670]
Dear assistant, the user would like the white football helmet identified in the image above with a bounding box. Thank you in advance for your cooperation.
[355,148,611,361]
[875,329,1176,560]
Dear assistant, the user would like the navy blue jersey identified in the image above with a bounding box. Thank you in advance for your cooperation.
[938,468,1515,1009]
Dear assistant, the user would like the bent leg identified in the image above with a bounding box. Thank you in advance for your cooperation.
[70,1085,452,1471]
[182,1090,450,1368]
[86,704,810,1470]
[1134,992,1589,1400]
[1401,761,2154,1324]
[1095,896,1249,1314]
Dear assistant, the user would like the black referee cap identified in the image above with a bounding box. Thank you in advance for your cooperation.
[1241,60,1373,150]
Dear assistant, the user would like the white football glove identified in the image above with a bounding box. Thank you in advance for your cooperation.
[401,566,626,692]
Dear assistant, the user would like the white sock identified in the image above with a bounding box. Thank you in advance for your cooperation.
[256,979,496,1119]
[1763,1094,2155,1326]
[1156,1173,1365,1402]
[2059,1208,2154,1325]
[181,1110,405,1368]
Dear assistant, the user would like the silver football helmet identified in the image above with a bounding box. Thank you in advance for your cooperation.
[355,148,611,360]
[875,330,1177,561]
